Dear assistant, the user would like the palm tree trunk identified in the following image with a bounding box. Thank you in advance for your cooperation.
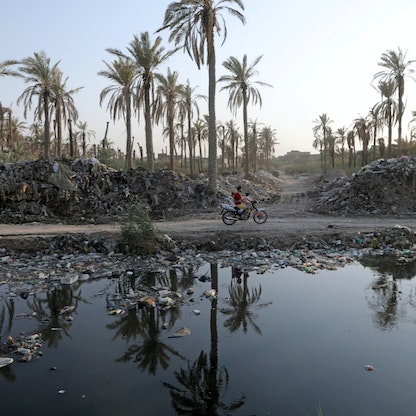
[43,92,50,158]
[243,91,249,175]
[125,94,132,169]
[144,85,154,172]
[187,113,193,176]
[207,24,217,196]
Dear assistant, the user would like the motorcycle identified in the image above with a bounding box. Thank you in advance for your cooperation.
[219,196,268,225]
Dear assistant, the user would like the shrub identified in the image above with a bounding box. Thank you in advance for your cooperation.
[119,204,160,255]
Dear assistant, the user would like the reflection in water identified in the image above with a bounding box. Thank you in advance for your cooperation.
[359,255,416,280]
[221,267,272,334]
[360,256,411,330]
[0,299,15,342]
[108,267,192,375]
[163,263,246,415]
[109,307,185,375]
[27,284,85,347]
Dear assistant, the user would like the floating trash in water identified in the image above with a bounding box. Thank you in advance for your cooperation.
[0,357,13,368]
[169,326,191,338]
[364,364,375,371]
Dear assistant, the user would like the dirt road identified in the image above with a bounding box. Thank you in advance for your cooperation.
[0,173,414,249]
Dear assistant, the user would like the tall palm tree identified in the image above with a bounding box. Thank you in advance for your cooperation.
[353,115,370,166]
[17,51,60,158]
[107,32,175,172]
[154,68,185,170]
[367,106,383,161]
[259,125,278,170]
[373,80,397,157]
[193,118,208,172]
[50,69,83,157]
[312,113,333,173]
[219,55,271,175]
[98,57,137,169]
[335,127,347,169]
[158,0,246,197]
[225,119,240,171]
[373,48,415,147]
[182,80,206,176]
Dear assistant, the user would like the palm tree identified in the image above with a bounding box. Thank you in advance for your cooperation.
[259,125,278,170]
[353,115,370,166]
[312,113,333,173]
[154,68,185,170]
[373,48,415,148]
[107,32,175,172]
[367,106,383,161]
[98,57,137,169]
[50,69,83,157]
[75,121,96,156]
[346,130,356,167]
[335,127,347,168]
[182,80,206,176]
[219,55,271,175]
[17,51,60,158]
[193,118,208,172]
[225,119,240,171]
[373,80,397,157]
[158,0,246,197]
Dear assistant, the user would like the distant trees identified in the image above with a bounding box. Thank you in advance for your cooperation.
[219,54,271,175]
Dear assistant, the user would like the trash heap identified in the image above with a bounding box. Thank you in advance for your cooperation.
[0,159,282,225]
[0,158,213,224]
[310,157,416,215]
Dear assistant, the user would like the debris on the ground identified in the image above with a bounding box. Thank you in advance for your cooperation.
[0,158,281,224]
[310,157,416,215]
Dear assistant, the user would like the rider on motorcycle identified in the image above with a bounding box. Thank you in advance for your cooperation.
[233,186,248,217]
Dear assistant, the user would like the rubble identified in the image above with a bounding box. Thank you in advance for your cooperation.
[310,157,416,216]
[0,158,281,224]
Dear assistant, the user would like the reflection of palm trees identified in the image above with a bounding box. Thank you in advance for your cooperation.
[164,262,246,415]
[367,278,399,330]
[27,285,83,347]
[110,308,184,375]
[0,299,15,341]
[164,350,245,415]
[221,269,271,334]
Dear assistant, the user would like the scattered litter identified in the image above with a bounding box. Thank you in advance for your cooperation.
[169,326,191,338]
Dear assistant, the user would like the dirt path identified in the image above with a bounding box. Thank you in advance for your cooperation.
[0,173,414,249]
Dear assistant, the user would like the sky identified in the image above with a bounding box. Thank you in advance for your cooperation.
[2,0,416,158]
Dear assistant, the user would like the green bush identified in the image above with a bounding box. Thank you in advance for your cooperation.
[119,204,160,255]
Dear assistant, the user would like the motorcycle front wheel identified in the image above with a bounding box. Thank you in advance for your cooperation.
[253,210,268,224]
[222,210,238,225]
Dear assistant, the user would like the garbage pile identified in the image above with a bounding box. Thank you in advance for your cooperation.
[310,157,416,216]
[0,158,210,224]
[0,159,282,225]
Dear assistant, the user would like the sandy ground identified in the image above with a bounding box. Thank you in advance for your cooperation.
[0,173,415,248]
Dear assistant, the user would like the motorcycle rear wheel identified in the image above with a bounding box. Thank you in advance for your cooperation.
[253,210,268,224]
[222,211,238,225]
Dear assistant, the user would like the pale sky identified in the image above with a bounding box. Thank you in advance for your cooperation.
[2,0,416,157]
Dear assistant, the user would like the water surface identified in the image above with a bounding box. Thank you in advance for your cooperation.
[1,259,416,416]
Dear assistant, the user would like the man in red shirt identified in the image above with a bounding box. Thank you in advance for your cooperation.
[233,186,247,216]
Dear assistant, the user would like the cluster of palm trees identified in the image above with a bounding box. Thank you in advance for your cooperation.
[0,53,95,161]
[1,1,278,194]
[313,48,416,172]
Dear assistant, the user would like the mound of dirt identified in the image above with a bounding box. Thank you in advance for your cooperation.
[0,158,282,224]
[309,157,416,216]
